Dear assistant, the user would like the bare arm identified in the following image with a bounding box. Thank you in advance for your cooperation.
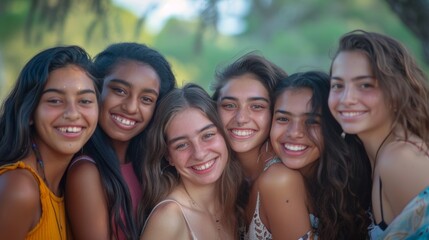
[141,201,191,240]
[258,164,311,240]
[0,170,40,239]
[65,160,110,240]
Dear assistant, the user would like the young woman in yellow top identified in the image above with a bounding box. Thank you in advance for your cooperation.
[0,46,99,239]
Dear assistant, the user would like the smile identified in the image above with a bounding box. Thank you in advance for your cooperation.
[284,143,307,151]
[340,111,364,117]
[231,129,255,137]
[111,114,136,126]
[57,126,82,133]
[192,159,215,171]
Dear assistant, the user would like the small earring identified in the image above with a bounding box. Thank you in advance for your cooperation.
[341,132,346,139]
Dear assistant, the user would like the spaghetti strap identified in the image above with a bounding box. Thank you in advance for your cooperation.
[378,179,388,230]
[142,199,198,240]
[68,155,96,169]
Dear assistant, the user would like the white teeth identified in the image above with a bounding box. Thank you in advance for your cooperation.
[341,112,362,117]
[112,114,136,126]
[284,143,307,151]
[58,127,82,133]
[231,129,254,136]
[192,160,215,171]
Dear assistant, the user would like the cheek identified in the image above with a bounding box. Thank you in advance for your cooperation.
[140,105,156,120]
[328,93,338,107]
[270,123,282,140]
[257,113,272,131]
[85,108,100,124]
[169,152,188,167]
[100,98,114,114]
[218,111,230,126]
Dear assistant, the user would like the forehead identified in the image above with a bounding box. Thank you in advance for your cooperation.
[45,65,94,90]
[219,73,269,98]
[105,60,160,88]
[331,51,373,78]
[275,88,313,113]
[166,108,213,139]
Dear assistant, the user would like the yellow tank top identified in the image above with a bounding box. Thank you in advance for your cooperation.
[0,161,67,240]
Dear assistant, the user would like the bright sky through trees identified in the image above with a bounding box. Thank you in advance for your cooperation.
[112,0,248,35]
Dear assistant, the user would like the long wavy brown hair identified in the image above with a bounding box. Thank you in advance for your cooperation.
[139,83,244,237]
[274,71,371,239]
[331,29,429,145]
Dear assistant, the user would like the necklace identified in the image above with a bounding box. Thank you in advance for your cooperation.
[31,142,63,240]
[182,184,222,239]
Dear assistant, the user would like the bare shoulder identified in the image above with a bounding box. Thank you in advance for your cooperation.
[258,162,305,190]
[378,140,429,215]
[142,200,189,239]
[65,158,111,239]
[66,158,100,187]
[0,168,40,209]
[65,157,105,210]
[0,168,40,237]
[378,140,429,178]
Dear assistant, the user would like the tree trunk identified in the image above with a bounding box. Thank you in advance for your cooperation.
[385,0,429,65]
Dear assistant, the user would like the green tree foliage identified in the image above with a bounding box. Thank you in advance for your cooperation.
[0,0,428,100]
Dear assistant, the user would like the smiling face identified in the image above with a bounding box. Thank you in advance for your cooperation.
[217,74,271,155]
[270,88,321,173]
[33,65,98,157]
[99,60,160,143]
[166,107,228,186]
[329,51,392,138]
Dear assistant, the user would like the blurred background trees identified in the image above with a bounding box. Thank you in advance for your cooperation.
[1,0,428,100]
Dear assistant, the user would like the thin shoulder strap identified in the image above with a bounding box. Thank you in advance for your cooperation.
[263,157,281,171]
[378,179,388,230]
[142,199,197,240]
[68,155,96,169]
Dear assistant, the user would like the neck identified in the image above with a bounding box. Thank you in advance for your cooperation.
[236,143,274,182]
[111,139,129,164]
[31,143,72,196]
[181,181,218,214]
[299,161,318,180]
[359,124,396,171]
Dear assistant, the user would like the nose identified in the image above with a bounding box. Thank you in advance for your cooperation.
[63,103,80,121]
[235,107,250,126]
[340,85,357,105]
[192,141,208,161]
[122,96,138,114]
[286,121,304,139]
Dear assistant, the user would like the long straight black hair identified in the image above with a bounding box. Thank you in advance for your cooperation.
[81,42,176,239]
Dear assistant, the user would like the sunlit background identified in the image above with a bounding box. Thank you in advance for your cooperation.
[1,0,428,100]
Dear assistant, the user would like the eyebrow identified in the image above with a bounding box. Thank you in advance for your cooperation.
[42,88,96,95]
[167,123,216,144]
[274,109,321,118]
[330,75,374,81]
[220,96,270,103]
[109,79,159,96]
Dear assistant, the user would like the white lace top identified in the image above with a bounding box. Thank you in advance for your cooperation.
[244,157,318,240]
